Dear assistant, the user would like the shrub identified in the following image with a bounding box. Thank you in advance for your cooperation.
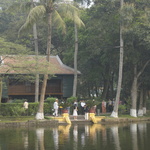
[0,103,50,116]
[67,96,77,103]
[118,105,127,114]
[45,97,56,104]
[13,99,26,103]
[44,97,57,114]
[0,103,25,116]
[86,100,100,108]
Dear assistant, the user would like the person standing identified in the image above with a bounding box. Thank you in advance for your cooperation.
[80,100,85,115]
[73,100,78,107]
[59,100,64,115]
[53,99,59,117]
[102,100,106,113]
[84,104,89,120]
[73,104,78,120]
[108,99,112,112]
[23,100,29,116]
[23,100,29,109]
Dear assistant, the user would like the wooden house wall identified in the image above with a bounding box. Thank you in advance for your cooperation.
[8,79,63,96]
[62,75,74,98]
[2,75,74,99]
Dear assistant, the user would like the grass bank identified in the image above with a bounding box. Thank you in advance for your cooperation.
[0,116,35,122]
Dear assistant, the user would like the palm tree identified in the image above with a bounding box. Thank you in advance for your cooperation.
[72,3,84,97]
[20,0,84,119]
[7,0,40,102]
[73,23,78,97]
[31,0,39,103]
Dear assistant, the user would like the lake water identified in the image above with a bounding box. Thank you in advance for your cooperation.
[0,122,150,150]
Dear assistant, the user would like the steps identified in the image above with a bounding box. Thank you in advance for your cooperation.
[69,115,92,124]
[52,114,105,124]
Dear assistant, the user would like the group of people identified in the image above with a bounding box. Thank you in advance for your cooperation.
[101,99,115,113]
[52,99,90,120]
[73,100,91,120]
[101,99,127,113]
[53,98,127,119]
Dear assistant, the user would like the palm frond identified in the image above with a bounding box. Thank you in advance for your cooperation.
[57,3,85,28]
[73,13,85,28]
[19,5,46,35]
[52,10,66,34]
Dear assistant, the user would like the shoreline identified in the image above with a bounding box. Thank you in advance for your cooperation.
[0,116,150,127]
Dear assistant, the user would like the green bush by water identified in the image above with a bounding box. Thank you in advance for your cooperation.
[0,103,51,116]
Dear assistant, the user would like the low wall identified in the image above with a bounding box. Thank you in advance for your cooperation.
[0,120,58,128]
[101,117,150,124]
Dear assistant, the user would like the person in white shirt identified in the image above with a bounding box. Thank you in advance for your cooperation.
[80,100,86,115]
[23,100,28,109]
[23,100,29,115]
[53,99,59,117]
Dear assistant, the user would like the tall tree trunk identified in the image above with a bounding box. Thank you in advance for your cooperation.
[35,10,52,119]
[110,0,124,118]
[143,90,147,114]
[33,23,39,102]
[130,60,150,117]
[110,72,114,99]
[32,0,39,103]
[138,88,144,116]
[130,65,138,117]
[73,23,78,97]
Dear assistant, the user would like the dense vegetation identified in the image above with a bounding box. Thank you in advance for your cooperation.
[0,0,150,117]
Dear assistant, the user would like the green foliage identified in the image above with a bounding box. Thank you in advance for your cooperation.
[0,0,150,110]
[44,102,52,114]
[59,101,72,109]
[13,99,26,103]
[0,37,30,55]
[118,105,127,114]
[27,103,39,116]
[0,103,25,116]
[85,100,100,108]
[45,97,56,104]
[67,96,77,103]
[9,105,25,116]
[120,3,135,26]
[0,102,50,116]
[44,97,57,114]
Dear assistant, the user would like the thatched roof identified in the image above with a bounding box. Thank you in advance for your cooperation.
[0,55,81,75]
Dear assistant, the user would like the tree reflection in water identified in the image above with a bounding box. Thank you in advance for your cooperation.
[36,128,45,150]
[73,125,78,150]
[0,122,150,150]
[111,126,121,150]
[130,124,138,150]
[52,128,58,150]
[23,132,28,150]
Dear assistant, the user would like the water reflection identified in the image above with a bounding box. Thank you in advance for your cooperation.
[53,128,58,150]
[138,123,147,148]
[23,132,28,150]
[73,125,78,150]
[130,124,138,150]
[111,126,121,150]
[36,128,45,150]
[0,122,150,150]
